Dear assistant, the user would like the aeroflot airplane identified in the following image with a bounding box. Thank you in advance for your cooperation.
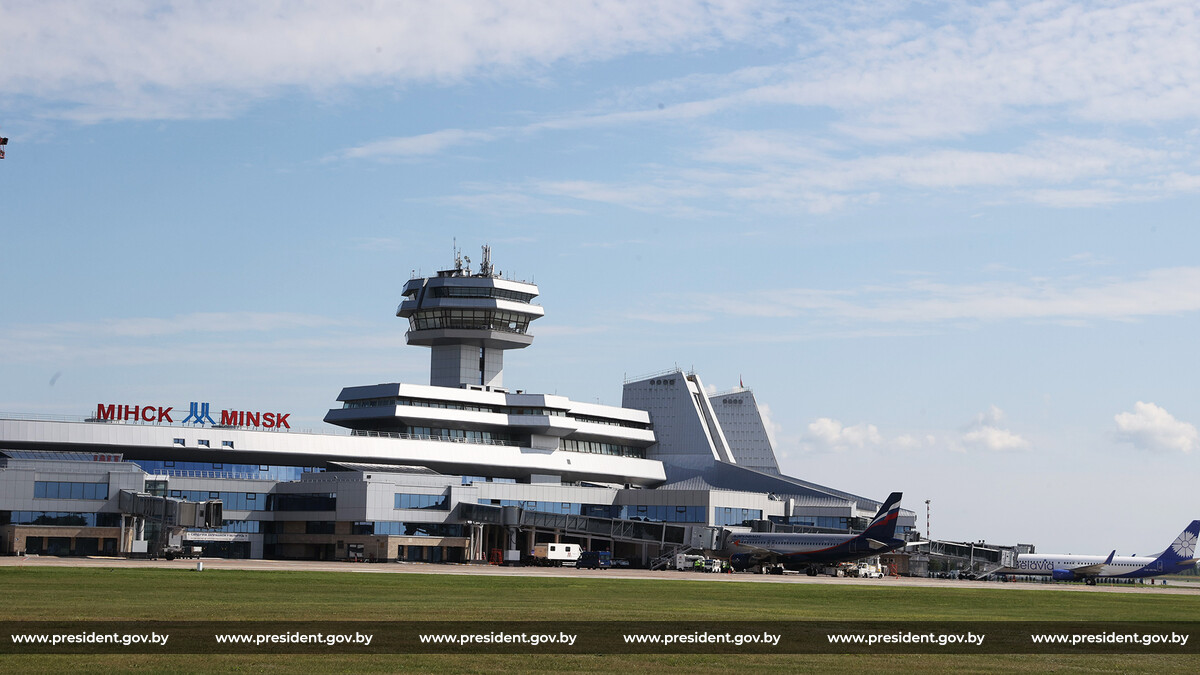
[725,492,907,575]
[1004,520,1200,585]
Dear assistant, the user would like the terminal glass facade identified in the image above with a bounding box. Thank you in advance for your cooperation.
[266,493,336,511]
[2,511,121,527]
[394,493,450,510]
[168,490,266,511]
[713,507,763,526]
[33,481,108,500]
[133,460,321,482]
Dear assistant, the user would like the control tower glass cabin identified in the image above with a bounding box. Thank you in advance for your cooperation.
[397,247,544,389]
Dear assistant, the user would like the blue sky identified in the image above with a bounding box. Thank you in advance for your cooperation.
[2,0,1199,555]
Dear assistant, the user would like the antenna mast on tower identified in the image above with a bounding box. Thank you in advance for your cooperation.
[479,244,493,277]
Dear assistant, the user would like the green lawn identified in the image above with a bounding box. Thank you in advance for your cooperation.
[1,567,1197,673]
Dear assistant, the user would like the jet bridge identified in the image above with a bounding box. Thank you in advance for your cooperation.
[117,490,223,558]
[905,539,1018,578]
[454,502,722,566]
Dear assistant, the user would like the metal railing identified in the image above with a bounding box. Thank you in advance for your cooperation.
[146,470,276,481]
[650,545,700,571]
[623,367,693,384]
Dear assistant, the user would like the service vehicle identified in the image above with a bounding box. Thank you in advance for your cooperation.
[531,543,581,567]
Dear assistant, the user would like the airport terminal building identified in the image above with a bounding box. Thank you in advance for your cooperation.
[0,248,914,564]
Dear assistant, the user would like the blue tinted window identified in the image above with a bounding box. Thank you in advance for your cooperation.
[34,481,107,500]
[394,493,449,510]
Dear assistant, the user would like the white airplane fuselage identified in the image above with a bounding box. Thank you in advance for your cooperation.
[1009,553,1164,579]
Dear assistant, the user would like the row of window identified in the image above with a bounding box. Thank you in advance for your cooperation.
[171,438,235,449]
[408,308,532,335]
[773,516,852,530]
[481,500,714,524]
[1,511,122,527]
[395,493,450,510]
[368,521,465,537]
[460,476,517,485]
[268,493,337,512]
[34,481,108,501]
[714,507,765,526]
[133,461,322,481]
[560,439,645,458]
[340,397,648,431]
[197,520,261,533]
[343,396,567,418]
[570,414,650,430]
[164,490,338,512]
[428,286,536,303]
[169,490,266,511]
[406,427,510,443]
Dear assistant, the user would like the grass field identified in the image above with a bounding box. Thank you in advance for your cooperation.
[2,566,1197,673]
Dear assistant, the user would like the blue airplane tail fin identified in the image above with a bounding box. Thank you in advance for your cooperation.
[861,492,903,541]
[1150,520,1200,568]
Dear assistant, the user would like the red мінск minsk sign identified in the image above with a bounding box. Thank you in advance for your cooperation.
[93,402,290,429]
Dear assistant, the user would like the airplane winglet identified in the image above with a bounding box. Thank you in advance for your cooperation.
[1104,550,1115,564]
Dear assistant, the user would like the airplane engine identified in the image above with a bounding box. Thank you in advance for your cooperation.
[729,553,754,572]
[1051,569,1077,581]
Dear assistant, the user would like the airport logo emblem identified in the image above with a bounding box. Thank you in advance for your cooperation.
[1172,530,1196,559]
[182,402,216,425]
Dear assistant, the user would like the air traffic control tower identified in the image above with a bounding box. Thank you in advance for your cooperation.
[398,245,544,389]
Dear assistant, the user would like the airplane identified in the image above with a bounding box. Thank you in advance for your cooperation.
[1003,520,1199,585]
[723,491,907,575]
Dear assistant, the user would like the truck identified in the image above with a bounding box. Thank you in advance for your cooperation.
[531,543,581,567]
[675,553,704,571]
[847,562,884,578]
[576,551,612,569]
[161,545,202,561]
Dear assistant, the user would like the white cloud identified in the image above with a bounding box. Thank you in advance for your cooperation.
[409,127,1193,214]
[690,267,1200,326]
[962,426,1029,452]
[959,405,1029,452]
[803,417,883,452]
[695,134,1162,189]
[758,401,782,450]
[0,312,377,373]
[895,434,937,450]
[974,404,1006,427]
[335,129,495,160]
[0,1,779,122]
[5,312,341,340]
[774,0,1200,139]
[1115,401,1199,453]
[626,312,711,325]
[540,0,1200,145]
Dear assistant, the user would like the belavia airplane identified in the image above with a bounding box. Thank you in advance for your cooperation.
[1003,520,1199,585]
